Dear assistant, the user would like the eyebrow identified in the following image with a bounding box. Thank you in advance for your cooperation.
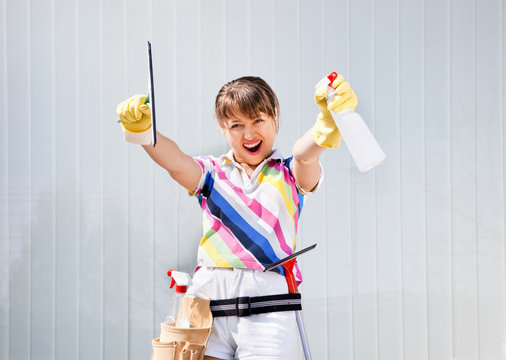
[227,113,267,124]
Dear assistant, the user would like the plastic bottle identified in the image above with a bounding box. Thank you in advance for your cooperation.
[315,72,386,172]
[164,270,191,328]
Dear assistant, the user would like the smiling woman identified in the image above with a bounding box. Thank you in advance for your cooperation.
[116,73,359,359]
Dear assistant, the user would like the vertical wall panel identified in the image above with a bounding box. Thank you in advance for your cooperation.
[102,0,129,357]
[424,0,452,359]
[6,0,31,359]
[375,0,403,358]
[29,0,55,358]
[78,0,103,358]
[450,0,480,358]
[349,0,380,357]
[225,0,250,80]
[0,0,8,357]
[54,0,80,357]
[475,0,505,358]
[399,0,429,358]
[250,0,275,83]
[503,2,506,356]
[274,0,300,156]
[200,0,227,157]
[176,1,201,157]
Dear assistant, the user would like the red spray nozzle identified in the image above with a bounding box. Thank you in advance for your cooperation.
[327,72,338,87]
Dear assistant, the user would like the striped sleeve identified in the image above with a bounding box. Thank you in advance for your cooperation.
[190,156,216,198]
[284,156,324,196]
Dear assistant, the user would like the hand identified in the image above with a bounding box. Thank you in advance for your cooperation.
[327,75,357,113]
[116,94,151,133]
[312,83,342,148]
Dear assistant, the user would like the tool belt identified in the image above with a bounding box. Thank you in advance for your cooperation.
[151,293,301,359]
[210,293,302,317]
[151,297,212,360]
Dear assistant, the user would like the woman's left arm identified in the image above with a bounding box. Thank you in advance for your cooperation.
[290,80,338,193]
[292,74,357,192]
[291,129,326,193]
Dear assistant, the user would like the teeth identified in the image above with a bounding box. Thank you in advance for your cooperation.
[243,141,261,149]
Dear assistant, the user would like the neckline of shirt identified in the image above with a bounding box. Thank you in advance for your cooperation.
[220,149,284,180]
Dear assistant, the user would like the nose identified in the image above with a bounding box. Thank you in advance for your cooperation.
[243,125,254,140]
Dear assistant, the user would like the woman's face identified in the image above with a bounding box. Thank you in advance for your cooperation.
[220,112,277,169]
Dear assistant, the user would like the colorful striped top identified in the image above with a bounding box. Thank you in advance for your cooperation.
[192,149,320,283]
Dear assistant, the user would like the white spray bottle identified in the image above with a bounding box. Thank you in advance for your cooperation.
[315,72,386,172]
[165,270,192,328]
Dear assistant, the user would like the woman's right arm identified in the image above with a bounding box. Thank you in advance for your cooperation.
[142,132,202,193]
[116,94,202,192]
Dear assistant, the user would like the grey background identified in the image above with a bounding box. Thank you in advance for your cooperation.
[1,0,505,359]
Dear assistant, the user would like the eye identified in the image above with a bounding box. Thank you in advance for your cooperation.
[254,118,264,124]
[231,123,242,129]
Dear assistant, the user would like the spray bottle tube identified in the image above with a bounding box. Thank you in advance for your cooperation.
[165,270,192,328]
[315,72,386,172]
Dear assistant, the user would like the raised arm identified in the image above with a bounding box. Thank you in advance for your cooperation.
[117,94,202,192]
[291,75,357,192]
[142,133,202,192]
[291,129,326,193]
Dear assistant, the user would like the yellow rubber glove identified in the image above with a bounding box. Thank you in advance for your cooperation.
[327,75,358,113]
[312,84,342,148]
[116,94,151,133]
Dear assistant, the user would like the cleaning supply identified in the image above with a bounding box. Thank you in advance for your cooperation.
[315,72,386,172]
[312,77,343,149]
[147,41,158,146]
[165,270,192,328]
[116,42,157,147]
[151,270,213,360]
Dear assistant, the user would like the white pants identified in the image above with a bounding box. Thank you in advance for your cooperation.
[190,267,299,360]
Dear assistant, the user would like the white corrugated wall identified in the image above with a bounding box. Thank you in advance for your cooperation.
[0,0,504,359]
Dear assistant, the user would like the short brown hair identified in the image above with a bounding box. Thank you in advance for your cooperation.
[215,76,279,129]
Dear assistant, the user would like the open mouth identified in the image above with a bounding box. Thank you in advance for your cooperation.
[243,140,262,154]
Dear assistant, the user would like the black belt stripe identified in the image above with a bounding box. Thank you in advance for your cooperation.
[210,293,302,317]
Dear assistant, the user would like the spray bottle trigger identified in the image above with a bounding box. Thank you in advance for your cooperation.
[167,269,176,289]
